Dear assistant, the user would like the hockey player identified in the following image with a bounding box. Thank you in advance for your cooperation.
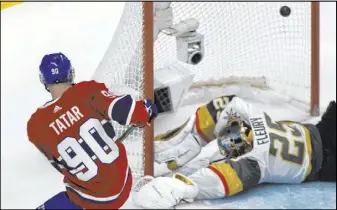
[132,95,336,208]
[27,53,158,209]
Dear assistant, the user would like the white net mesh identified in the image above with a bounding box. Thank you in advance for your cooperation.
[92,2,146,181]
[155,2,313,105]
[92,2,315,180]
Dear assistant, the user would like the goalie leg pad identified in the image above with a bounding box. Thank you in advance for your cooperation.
[132,174,198,209]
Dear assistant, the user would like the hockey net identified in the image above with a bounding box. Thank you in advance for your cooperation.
[92,2,153,181]
[92,2,319,180]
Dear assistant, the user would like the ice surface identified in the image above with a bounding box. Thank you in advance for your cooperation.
[121,182,336,209]
[201,182,336,209]
[1,2,336,209]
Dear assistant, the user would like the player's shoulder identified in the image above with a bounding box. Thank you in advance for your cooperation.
[27,105,43,126]
[27,112,35,129]
[68,80,108,99]
[74,80,107,91]
[27,109,41,141]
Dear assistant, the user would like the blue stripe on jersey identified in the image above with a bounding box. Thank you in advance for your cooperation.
[59,158,73,171]
[65,146,77,159]
[89,127,111,151]
[50,159,63,173]
[111,95,133,125]
[78,139,96,159]
[103,122,116,140]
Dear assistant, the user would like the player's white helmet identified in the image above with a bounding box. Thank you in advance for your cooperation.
[217,116,252,158]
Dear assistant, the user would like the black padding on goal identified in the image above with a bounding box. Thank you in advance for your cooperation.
[154,86,173,114]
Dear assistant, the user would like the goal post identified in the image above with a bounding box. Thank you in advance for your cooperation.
[142,2,154,177]
[92,2,320,180]
[311,2,320,117]
[92,2,155,180]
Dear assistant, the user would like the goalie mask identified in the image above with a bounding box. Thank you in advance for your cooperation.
[217,117,252,158]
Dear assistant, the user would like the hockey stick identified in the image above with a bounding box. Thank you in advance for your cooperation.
[115,125,137,143]
[116,110,156,143]
[115,121,153,143]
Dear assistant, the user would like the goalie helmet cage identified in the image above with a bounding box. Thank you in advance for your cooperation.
[92,2,319,179]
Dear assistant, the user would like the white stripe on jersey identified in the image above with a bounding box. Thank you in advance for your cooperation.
[125,98,136,125]
[65,167,130,202]
[107,95,124,120]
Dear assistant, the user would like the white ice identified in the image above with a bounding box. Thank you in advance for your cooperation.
[1,2,336,209]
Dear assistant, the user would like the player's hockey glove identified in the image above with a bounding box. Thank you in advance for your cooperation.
[131,99,158,128]
[143,99,158,123]
[132,173,198,209]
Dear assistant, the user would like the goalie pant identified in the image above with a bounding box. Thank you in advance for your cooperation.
[187,119,323,199]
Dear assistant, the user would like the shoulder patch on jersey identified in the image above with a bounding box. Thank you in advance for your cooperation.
[101,90,115,98]
[74,80,109,99]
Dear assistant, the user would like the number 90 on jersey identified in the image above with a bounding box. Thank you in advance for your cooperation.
[57,118,119,181]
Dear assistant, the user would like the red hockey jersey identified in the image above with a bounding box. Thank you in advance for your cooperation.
[27,80,146,209]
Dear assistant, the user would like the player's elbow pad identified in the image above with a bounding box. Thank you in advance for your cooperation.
[110,95,141,125]
[110,95,151,126]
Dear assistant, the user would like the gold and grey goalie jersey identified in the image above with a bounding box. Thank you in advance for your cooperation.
[245,113,313,183]
[189,96,321,199]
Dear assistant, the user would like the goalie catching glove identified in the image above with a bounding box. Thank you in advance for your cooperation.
[132,173,198,209]
[154,114,207,172]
